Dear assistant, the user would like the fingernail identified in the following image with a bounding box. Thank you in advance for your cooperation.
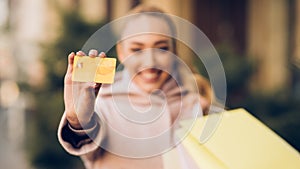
[89,50,97,56]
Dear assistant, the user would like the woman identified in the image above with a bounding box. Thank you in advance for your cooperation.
[58,5,212,169]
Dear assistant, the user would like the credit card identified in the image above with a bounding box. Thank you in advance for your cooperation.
[72,55,116,84]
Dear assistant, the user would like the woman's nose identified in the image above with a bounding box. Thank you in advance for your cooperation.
[142,49,156,68]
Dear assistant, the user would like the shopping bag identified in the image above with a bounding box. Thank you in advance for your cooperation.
[177,108,300,169]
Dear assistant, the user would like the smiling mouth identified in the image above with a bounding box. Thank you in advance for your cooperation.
[138,68,163,83]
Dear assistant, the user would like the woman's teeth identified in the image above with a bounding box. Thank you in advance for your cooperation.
[140,70,161,81]
[143,72,158,79]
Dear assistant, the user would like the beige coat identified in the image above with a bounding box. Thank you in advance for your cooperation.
[58,69,201,169]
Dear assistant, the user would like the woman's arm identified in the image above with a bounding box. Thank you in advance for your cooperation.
[64,50,105,129]
[58,50,106,155]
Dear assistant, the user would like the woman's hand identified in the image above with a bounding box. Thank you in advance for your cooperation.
[64,49,106,129]
[194,73,213,115]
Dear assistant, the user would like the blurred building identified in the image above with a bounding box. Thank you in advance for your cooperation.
[87,0,298,94]
[0,0,48,168]
[7,0,295,95]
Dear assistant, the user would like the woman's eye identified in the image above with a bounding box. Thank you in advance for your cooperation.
[159,46,169,51]
[130,48,142,52]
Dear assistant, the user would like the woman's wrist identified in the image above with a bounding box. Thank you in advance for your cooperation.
[66,111,88,130]
[66,115,82,129]
[67,117,97,133]
[66,111,94,129]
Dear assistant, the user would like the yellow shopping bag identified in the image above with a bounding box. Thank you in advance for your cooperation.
[176,108,300,169]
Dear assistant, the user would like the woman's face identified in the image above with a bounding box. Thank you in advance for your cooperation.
[117,15,175,93]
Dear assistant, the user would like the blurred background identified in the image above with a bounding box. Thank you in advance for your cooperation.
[0,0,299,168]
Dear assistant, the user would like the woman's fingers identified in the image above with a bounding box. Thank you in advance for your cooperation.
[76,49,105,58]
[76,51,86,56]
[89,49,98,58]
[66,52,75,79]
[200,95,210,115]
[68,52,75,65]
[99,52,106,58]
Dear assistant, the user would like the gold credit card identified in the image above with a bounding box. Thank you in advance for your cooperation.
[72,55,116,84]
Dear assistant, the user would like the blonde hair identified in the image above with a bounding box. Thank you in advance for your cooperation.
[122,5,177,53]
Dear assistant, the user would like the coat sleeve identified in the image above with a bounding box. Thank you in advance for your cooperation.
[57,112,106,156]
